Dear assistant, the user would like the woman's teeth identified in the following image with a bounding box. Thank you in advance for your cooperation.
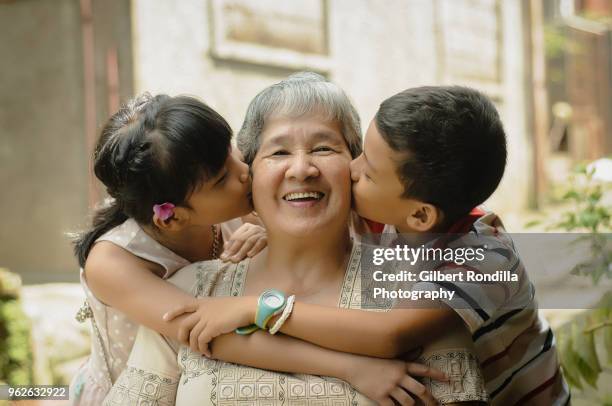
[284,192,324,201]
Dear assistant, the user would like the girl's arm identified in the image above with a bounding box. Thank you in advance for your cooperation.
[85,241,208,339]
[268,303,463,358]
[85,219,267,336]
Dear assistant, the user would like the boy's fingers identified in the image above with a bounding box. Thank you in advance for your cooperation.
[226,223,252,242]
[237,225,262,241]
[231,236,259,261]
[379,398,395,406]
[405,362,448,381]
[390,387,414,406]
[223,225,266,261]
[163,303,198,321]
[400,376,436,406]
[222,229,252,258]
[221,241,237,259]
[247,238,267,257]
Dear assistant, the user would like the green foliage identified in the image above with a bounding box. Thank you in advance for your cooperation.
[0,268,33,385]
[530,163,612,394]
[550,164,611,284]
[556,293,612,391]
[553,164,610,230]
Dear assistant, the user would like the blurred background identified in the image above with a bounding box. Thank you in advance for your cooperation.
[0,0,610,404]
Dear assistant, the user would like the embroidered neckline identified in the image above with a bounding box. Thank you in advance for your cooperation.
[228,244,362,309]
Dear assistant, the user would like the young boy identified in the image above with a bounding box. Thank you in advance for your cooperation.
[350,86,570,405]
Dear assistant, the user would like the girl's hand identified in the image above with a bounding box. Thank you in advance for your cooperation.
[163,296,257,357]
[342,353,447,406]
[220,223,267,262]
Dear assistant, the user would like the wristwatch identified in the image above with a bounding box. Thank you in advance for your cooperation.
[235,289,287,335]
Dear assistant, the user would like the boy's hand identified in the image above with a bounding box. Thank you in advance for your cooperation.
[163,296,257,357]
[220,223,267,262]
[342,353,447,406]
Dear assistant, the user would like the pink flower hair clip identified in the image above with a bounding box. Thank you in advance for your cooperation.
[153,202,175,222]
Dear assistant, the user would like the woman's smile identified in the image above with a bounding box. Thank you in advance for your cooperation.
[282,189,326,209]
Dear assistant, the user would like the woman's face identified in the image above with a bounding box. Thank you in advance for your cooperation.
[250,114,353,237]
[187,146,252,225]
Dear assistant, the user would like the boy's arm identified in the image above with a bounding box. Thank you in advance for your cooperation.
[209,330,445,406]
[108,325,443,406]
[271,304,463,358]
[213,331,349,377]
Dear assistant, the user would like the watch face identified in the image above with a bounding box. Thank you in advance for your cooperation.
[263,294,283,308]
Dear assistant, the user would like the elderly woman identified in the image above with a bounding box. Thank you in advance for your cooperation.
[103,74,486,406]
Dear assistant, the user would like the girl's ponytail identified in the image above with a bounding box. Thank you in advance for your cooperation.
[70,95,150,268]
[72,92,232,269]
[73,199,127,268]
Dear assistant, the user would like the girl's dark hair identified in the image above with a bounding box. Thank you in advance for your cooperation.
[74,93,232,267]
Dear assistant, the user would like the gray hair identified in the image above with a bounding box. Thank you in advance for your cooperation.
[237,72,362,164]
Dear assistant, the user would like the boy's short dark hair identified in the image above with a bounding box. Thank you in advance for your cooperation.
[376,86,506,225]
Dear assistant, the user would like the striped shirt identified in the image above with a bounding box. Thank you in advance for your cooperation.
[377,208,571,405]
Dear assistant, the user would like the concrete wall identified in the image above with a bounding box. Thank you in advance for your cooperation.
[131,0,440,133]
[132,0,533,221]
[0,0,87,283]
[0,0,133,283]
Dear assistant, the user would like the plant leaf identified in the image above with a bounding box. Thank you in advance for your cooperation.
[605,324,612,364]
[574,163,588,175]
[524,220,542,228]
[557,328,583,389]
[562,190,580,201]
[572,320,601,387]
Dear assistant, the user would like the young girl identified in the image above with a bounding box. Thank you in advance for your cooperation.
[71,93,444,406]
[70,93,261,404]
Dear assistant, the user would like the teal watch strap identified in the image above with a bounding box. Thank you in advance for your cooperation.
[255,289,286,329]
[235,289,286,335]
[235,324,259,335]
